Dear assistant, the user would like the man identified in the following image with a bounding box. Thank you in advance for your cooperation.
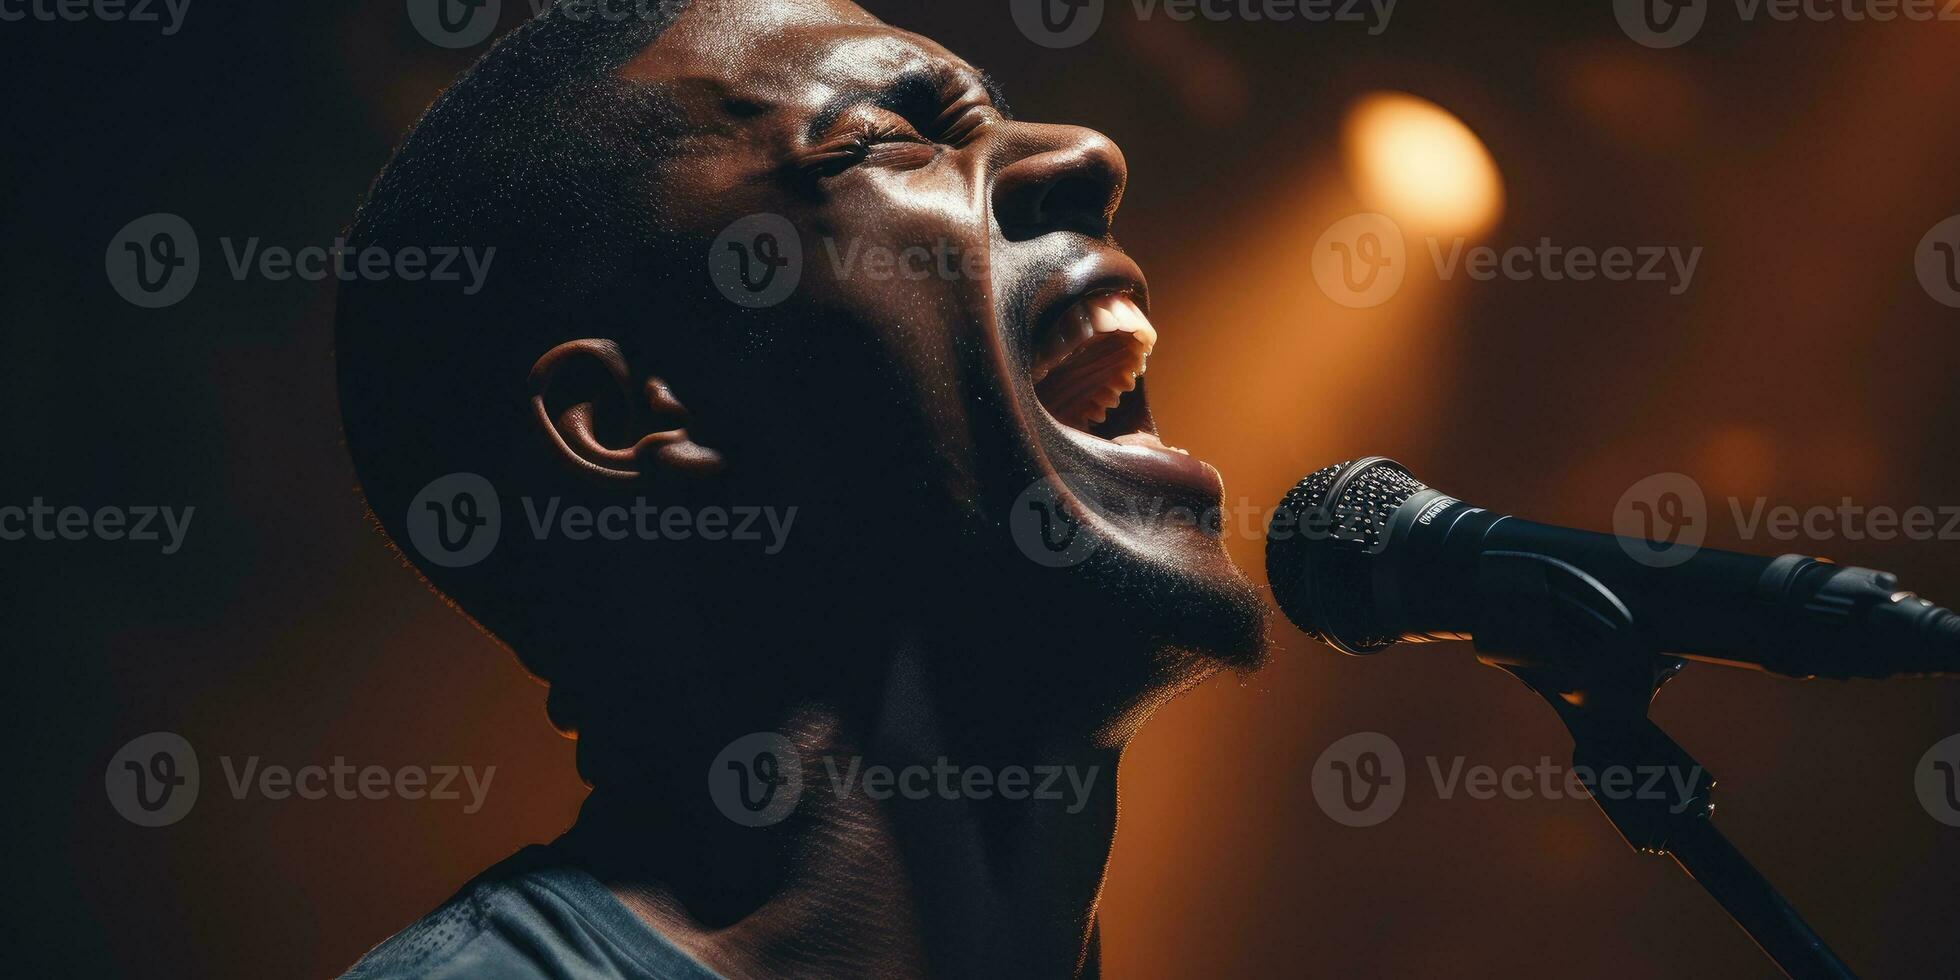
[337,0,1267,976]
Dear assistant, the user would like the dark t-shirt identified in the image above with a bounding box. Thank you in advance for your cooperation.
[341,845,726,980]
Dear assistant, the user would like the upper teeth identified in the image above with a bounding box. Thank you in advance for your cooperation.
[1033,292,1157,427]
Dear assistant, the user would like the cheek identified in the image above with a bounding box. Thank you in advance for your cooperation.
[807,179,997,325]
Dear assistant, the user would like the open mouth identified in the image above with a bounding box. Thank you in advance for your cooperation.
[1031,291,1186,455]
[1026,285,1224,508]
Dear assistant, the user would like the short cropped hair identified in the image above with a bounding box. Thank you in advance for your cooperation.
[336,1,698,737]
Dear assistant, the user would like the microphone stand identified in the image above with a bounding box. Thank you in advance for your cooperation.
[1473,551,1857,980]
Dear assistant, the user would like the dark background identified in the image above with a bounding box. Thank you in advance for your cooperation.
[5,1,1957,977]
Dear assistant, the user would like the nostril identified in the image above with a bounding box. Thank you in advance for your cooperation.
[1036,174,1114,237]
[1000,171,1115,241]
[992,129,1127,240]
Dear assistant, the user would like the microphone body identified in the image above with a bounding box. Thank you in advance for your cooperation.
[1265,458,1960,679]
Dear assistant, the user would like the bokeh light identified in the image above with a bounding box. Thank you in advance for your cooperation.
[1342,91,1505,236]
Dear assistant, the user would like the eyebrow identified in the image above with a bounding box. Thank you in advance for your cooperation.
[805,67,1014,142]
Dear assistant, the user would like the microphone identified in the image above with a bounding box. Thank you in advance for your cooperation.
[1264,457,1960,679]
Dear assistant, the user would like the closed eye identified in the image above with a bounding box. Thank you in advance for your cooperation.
[800,116,940,176]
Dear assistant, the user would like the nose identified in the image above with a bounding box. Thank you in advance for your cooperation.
[991,123,1128,241]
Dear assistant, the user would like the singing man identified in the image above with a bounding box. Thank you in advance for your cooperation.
[337,1,1267,976]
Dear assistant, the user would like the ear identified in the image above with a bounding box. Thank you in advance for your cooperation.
[528,339,724,483]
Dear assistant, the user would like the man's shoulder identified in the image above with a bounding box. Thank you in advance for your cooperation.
[340,845,723,980]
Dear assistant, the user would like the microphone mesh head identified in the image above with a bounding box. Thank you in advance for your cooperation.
[1265,458,1428,653]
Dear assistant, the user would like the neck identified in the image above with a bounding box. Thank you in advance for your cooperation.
[562,645,1121,980]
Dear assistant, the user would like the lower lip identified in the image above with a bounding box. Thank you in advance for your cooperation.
[1049,417,1226,512]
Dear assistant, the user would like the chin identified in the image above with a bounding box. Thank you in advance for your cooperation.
[1001,521,1272,744]
[1002,265,1272,703]
[1090,528,1272,672]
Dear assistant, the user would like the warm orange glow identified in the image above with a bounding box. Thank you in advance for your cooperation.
[1342,92,1504,236]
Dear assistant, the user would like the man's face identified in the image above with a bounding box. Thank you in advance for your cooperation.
[624,0,1266,714]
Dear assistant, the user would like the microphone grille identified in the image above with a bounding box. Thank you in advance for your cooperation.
[1265,458,1429,653]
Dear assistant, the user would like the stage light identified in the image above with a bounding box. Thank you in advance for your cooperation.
[1342,92,1504,236]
